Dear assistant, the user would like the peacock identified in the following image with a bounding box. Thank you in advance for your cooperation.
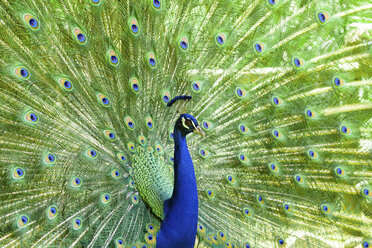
[0,0,372,247]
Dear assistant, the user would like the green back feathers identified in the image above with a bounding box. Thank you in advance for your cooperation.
[0,0,372,247]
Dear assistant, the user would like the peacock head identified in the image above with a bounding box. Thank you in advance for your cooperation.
[176,113,204,137]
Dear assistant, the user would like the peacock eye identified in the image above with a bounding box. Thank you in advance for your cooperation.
[185,119,192,126]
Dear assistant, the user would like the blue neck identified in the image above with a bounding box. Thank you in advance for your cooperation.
[156,128,198,248]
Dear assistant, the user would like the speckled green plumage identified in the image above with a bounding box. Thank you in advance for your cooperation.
[0,0,372,247]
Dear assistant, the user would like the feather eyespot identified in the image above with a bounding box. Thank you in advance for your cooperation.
[104,130,116,141]
[127,141,136,152]
[138,135,147,145]
[191,81,202,93]
[101,193,111,204]
[12,167,25,179]
[72,177,82,187]
[97,93,110,107]
[73,218,82,230]
[278,238,286,246]
[269,163,279,172]
[257,195,264,204]
[340,125,351,135]
[73,28,87,44]
[244,243,251,248]
[236,87,246,98]
[294,174,304,184]
[146,224,156,234]
[161,91,171,104]
[334,167,345,177]
[24,111,38,124]
[15,67,30,79]
[307,149,318,159]
[239,153,249,164]
[321,204,331,214]
[153,0,161,9]
[218,232,226,242]
[108,50,119,66]
[268,0,279,6]
[131,195,139,204]
[362,188,372,198]
[199,148,208,158]
[215,33,226,46]
[145,117,154,130]
[24,14,39,30]
[272,129,283,139]
[283,203,292,212]
[91,0,101,4]
[129,77,141,94]
[243,208,251,217]
[44,153,56,165]
[125,116,135,130]
[317,11,330,24]
[58,78,73,91]
[333,76,345,87]
[47,205,58,220]
[179,36,189,51]
[155,144,163,153]
[86,148,97,159]
[363,242,370,248]
[145,233,156,245]
[116,238,125,248]
[272,96,283,106]
[292,57,304,69]
[239,124,249,134]
[305,109,316,119]
[206,189,215,199]
[147,53,157,68]
[129,18,140,35]
[112,169,120,179]
[18,215,29,227]
[254,42,265,54]
[226,175,236,184]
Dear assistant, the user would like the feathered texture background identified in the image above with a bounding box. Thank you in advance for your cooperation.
[0,0,371,247]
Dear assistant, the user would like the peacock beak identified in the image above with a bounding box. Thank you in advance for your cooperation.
[193,126,205,137]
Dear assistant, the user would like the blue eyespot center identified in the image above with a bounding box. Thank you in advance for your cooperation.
[363,242,369,248]
[20,68,28,78]
[75,178,80,184]
[111,55,118,63]
[364,189,370,195]
[258,196,263,202]
[323,205,328,211]
[208,190,212,196]
[115,171,119,177]
[240,125,246,132]
[279,239,284,245]
[294,58,301,67]
[228,176,232,181]
[255,43,262,52]
[133,83,139,91]
[309,150,315,157]
[16,168,24,176]
[105,194,109,200]
[163,95,169,102]
[201,150,206,156]
[334,78,341,86]
[90,150,96,157]
[147,122,152,128]
[180,41,187,49]
[77,33,85,42]
[29,18,37,27]
[271,164,276,170]
[30,113,37,122]
[51,207,56,214]
[48,154,55,162]
[341,126,348,134]
[149,58,156,66]
[318,12,326,22]
[273,97,279,105]
[128,122,133,128]
[336,168,342,175]
[131,24,138,33]
[274,130,279,137]
[193,83,199,90]
[307,110,313,117]
[217,36,224,44]
[21,216,28,224]
[268,0,276,5]
[153,0,160,8]
[149,225,154,230]
[75,219,81,225]
[102,97,109,105]
[296,176,301,182]
[118,240,123,245]
[237,88,243,97]
[64,80,71,89]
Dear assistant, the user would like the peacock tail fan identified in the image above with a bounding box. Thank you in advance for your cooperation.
[0,0,371,247]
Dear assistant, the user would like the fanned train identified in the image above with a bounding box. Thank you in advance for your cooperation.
[0,0,372,247]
